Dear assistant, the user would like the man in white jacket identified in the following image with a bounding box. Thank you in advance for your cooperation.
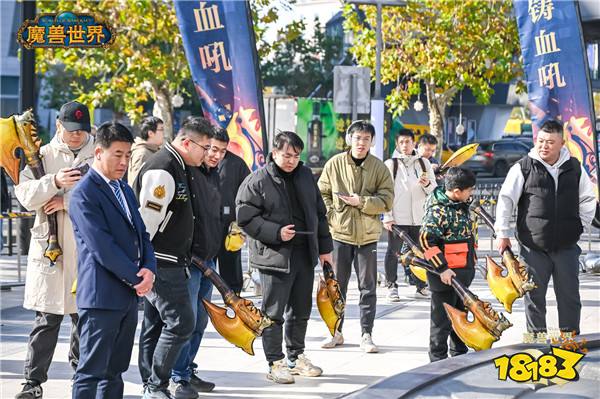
[383,129,437,301]
[14,101,94,399]
[495,120,596,336]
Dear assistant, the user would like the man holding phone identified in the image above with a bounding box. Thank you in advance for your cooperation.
[14,101,95,399]
[236,131,333,384]
[318,120,394,353]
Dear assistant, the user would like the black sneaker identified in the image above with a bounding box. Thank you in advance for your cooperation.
[15,382,43,399]
[189,373,215,392]
[170,381,198,399]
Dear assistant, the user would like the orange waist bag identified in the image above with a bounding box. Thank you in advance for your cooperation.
[444,242,469,269]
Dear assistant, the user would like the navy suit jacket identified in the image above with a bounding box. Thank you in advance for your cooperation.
[70,168,156,310]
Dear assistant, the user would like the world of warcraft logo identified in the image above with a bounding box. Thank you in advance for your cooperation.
[17,11,115,49]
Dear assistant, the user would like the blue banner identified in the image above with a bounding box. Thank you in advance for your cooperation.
[514,0,599,197]
[174,0,267,170]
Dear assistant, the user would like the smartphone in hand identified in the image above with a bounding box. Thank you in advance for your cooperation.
[72,164,90,176]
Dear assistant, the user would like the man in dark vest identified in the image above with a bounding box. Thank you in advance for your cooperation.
[495,120,596,335]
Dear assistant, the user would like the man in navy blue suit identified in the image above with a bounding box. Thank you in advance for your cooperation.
[69,122,156,399]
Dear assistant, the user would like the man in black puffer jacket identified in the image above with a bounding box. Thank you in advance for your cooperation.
[236,131,333,385]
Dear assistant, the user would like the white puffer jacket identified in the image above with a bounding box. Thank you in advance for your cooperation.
[383,150,436,226]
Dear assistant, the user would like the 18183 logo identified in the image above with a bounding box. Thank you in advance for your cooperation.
[494,347,585,383]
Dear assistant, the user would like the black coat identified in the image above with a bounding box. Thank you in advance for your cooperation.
[236,157,333,273]
[191,166,222,261]
[218,151,250,227]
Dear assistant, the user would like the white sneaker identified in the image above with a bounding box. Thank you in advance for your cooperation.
[288,354,323,377]
[360,333,379,353]
[267,359,295,384]
[321,331,344,349]
[416,286,431,298]
[387,286,400,302]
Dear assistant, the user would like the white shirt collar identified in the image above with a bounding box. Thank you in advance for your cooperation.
[92,165,113,184]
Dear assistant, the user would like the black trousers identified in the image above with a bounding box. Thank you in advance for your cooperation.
[259,246,314,364]
[521,244,582,334]
[217,230,244,294]
[383,225,426,289]
[333,240,377,335]
[72,301,137,399]
[24,312,79,384]
[428,269,474,362]
[139,267,195,391]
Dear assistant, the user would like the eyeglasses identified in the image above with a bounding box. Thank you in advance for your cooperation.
[352,135,372,144]
[188,138,210,151]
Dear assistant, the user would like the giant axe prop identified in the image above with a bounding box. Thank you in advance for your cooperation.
[191,257,272,355]
[393,227,512,351]
[0,110,62,263]
[316,261,345,336]
[472,206,536,313]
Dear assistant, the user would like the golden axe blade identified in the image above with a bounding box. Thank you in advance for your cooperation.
[202,297,261,356]
[316,261,345,336]
[0,112,32,184]
[440,143,480,171]
[472,206,536,313]
[443,304,498,351]
[397,244,513,351]
[193,257,272,356]
[485,256,520,313]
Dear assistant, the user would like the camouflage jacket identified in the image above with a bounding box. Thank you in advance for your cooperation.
[420,187,476,272]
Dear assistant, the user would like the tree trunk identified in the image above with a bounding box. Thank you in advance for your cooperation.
[153,85,175,141]
[425,83,457,158]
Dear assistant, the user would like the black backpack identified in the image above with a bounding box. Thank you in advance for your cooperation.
[392,157,427,179]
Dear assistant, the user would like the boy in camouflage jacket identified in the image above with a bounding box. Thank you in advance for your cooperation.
[419,167,477,362]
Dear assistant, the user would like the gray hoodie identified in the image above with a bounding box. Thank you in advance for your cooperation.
[495,146,596,239]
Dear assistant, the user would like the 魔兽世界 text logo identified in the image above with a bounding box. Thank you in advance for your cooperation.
[17,11,115,49]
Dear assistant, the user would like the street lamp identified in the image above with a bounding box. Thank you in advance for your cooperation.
[344,0,407,159]
[344,0,407,100]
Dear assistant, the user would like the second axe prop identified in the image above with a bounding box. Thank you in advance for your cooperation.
[0,110,62,263]
[192,257,272,355]
[472,206,536,313]
[316,261,345,336]
[392,227,512,351]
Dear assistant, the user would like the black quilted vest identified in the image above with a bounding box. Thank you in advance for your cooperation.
[516,156,582,252]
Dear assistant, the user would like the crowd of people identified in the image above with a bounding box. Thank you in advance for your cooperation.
[11,100,596,399]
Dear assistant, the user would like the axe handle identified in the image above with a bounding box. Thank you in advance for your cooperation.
[472,206,496,239]
[472,206,518,258]
[191,256,235,299]
[25,143,61,265]
[391,226,424,258]
[322,261,336,281]
[392,228,472,303]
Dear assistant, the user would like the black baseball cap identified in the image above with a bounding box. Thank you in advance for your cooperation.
[58,101,91,132]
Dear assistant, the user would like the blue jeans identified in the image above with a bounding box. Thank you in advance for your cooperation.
[171,260,215,383]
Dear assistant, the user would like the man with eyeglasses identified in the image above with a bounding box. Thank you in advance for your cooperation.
[170,127,230,395]
[236,131,333,384]
[208,128,250,295]
[134,116,213,399]
[318,120,394,353]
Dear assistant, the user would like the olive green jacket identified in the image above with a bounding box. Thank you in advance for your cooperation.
[318,151,394,245]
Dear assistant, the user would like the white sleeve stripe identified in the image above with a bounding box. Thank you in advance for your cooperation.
[138,169,176,240]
